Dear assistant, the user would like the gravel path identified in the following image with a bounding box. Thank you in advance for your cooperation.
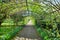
[12,20,42,40]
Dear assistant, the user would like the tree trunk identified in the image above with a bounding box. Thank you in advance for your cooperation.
[0,22,1,25]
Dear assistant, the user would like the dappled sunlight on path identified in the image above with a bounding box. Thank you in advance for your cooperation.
[13,37,38,40]
[27,20,33,25]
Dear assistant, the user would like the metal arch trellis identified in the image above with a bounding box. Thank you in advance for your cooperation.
[9,1,43,16]
[25,0,44,16]
[12,2,44,16]
[7,1,55,15]
[22,2,54,13]
[1,0,58,13]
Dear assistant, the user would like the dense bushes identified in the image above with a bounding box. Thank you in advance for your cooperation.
[28,2,60,40]
[0,2,26,25]
[0,2,26,40]
[1,0,60,40]
[0,18,25,40]
[34,13,60,40]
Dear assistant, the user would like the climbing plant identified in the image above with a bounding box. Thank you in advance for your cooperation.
[0,2,26,25]
[0,0,60,40]
[27,1,60,40]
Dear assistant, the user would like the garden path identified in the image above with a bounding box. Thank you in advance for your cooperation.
[12,20,42,40]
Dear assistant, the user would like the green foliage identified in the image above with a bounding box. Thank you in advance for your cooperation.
[0,18,25,40]
[1,19,14,25]
[0,1,60,40]
[0,2,26,25]
[29,2,60,40]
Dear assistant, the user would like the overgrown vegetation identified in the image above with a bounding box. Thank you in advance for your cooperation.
[29,0,60,40]
[0,1,26,40]
[0,0,60,40]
